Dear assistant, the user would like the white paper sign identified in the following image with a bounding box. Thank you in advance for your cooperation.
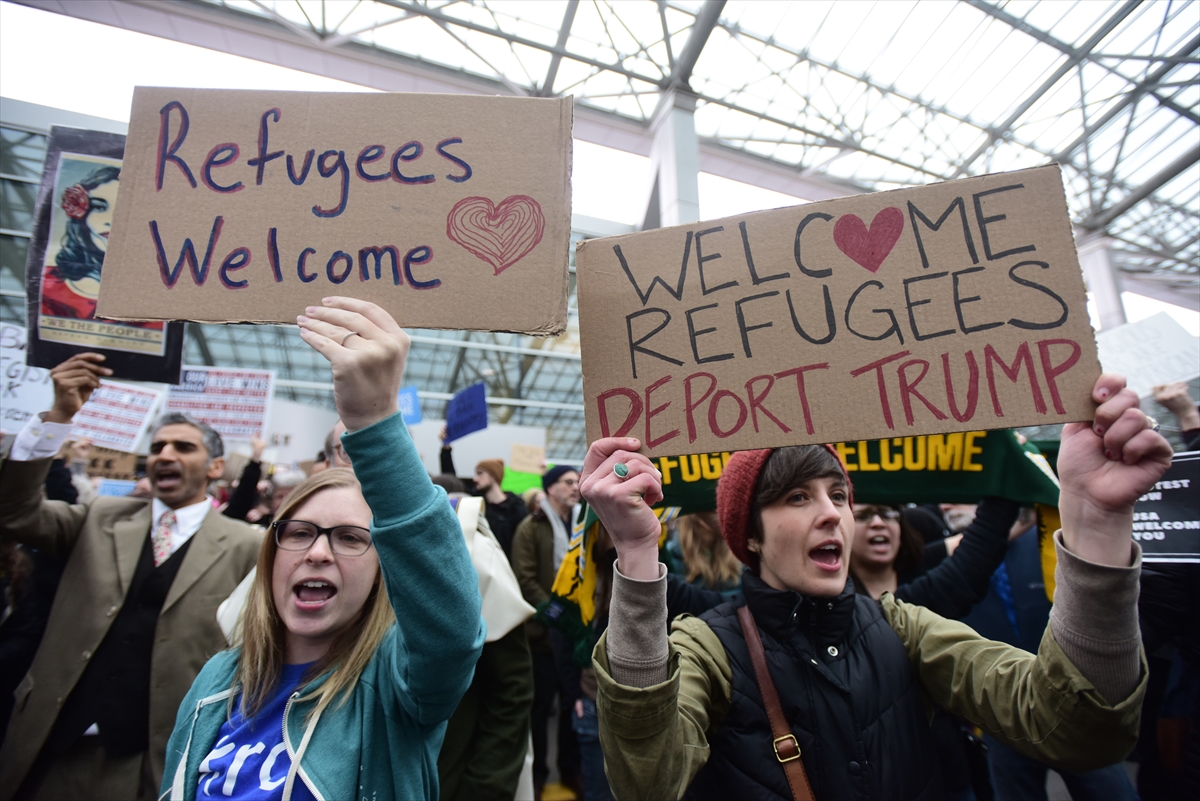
[166,366,274,441]
[1096,312,1200,398]
[73,381,164,453]
[1,324,56,435]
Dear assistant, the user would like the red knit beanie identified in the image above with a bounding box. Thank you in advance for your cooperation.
[717,444,851,567]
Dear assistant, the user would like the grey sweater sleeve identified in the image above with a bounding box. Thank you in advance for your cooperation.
[1049,531,1143,704]
[606,563,671,687]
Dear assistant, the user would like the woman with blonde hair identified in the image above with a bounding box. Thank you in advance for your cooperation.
[161,298,484,801]
[675,512,742,594]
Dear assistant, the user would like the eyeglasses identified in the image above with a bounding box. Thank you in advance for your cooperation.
[853,506,901,523]
[331,443,351,465]
[272,519,374,557]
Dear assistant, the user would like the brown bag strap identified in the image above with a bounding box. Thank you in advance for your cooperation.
[737,604,817,801]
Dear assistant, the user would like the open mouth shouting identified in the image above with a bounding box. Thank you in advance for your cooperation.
[294,578,339,611]
[152,465,183,493]
[809,540,843,573]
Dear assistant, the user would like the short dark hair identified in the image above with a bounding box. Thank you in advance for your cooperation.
[151,412,223,459]
[749,445,846,548]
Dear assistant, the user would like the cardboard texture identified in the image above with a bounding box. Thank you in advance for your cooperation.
[98,89,572,335]
[88,446,140,480]
[166,365,274,441]
[509,442,546,475]
[576,165,1100,456]
[23,126,184,383]
[1096,312,1200,398]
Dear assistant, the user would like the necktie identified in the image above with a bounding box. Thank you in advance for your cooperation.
[153,511,176,567]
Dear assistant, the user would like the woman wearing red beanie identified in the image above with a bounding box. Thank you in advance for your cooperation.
[580,373,1170,801]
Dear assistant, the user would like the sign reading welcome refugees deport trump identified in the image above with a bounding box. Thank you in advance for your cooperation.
[576,165,1101,456]
[97,88,572,335]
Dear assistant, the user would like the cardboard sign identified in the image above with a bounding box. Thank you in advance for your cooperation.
[166,366,273,441]
[509,443,546,475]
[97,88,572,335]
[1,323,55,435]
[72,380,164,453]
[1134,451,1199,563]
[445,382,488,442]
[1096,312,1200,398]
[576,165,1099,456]
[398,386,422,425]
[87,445,140,480]
[23,126,185,384]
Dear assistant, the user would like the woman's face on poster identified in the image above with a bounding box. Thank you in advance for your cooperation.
[86,180,118,253]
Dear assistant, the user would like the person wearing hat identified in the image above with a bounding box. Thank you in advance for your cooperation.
[581,374,1169,801]
[472,458,527,559]
[511,464,582,798]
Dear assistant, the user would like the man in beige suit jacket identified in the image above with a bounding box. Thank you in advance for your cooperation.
[0,354,261,800]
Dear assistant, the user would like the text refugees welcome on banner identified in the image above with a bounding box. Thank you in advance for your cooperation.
[576,165,1101,456]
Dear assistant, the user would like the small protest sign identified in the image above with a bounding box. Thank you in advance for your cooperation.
[96,478,139,497]
[445,382,488,442]
[97,89,572,335]
[23,126,184,384]
[398,386,422,425]
[1134,451,1199,563]
[72,381,164,453]
[1096,312,1200,398]
[510,443,546,475]
[87,446,140,480]
[166,366,274,441]
[576,165,1099,456]
[1,323,55,435]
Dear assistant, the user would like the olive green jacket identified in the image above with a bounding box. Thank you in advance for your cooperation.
[594,594,1147,801]
[511,514,558,651]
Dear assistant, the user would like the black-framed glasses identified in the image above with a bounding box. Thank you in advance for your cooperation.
[853,506,901,523]
[272,519,374,557]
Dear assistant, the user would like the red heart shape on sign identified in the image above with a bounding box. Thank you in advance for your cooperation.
[832,207,904,273]
[446,195,546,276]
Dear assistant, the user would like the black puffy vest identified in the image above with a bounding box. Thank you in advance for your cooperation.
[684,574,943,801]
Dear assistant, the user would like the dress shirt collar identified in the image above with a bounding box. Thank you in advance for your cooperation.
[151,496,212,554]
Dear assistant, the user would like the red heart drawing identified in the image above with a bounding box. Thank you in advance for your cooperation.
[832,207,904,273]
[446,195,546,276]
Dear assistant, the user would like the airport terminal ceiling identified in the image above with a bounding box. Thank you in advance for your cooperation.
[2,0,1197,460]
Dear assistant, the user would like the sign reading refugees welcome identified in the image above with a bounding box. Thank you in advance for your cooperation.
[98,88,572,335]
[576,165,1100,456]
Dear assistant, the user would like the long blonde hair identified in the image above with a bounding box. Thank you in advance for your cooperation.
[677,512,742,589]
[232,468,395,721]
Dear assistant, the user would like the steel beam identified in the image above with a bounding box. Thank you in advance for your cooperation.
[539,0,578,97]
[953,0,1142,177]
[666,0,725,89]
[1083,143,1200,230]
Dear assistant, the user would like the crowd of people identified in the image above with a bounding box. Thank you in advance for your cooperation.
[0,297,1196,801]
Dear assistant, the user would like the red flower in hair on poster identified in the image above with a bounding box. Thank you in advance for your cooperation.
[61,184,90,219]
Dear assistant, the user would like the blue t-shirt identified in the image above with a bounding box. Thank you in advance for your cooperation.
[196,663,318,800]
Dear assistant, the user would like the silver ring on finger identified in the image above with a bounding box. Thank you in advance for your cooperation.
[1147,415,1160,433]
[339,331,358,347]
[613,462,630,479]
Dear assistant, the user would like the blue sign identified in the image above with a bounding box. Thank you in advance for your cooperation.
[96,479,139,497]
[445,382,488,442]
[398,386,422,425]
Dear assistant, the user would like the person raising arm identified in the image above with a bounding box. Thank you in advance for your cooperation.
[583,373,1171,801]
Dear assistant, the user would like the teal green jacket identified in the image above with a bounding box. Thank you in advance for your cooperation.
[160,413,486,801]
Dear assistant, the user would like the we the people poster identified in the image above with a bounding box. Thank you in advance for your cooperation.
[24,126,184,383]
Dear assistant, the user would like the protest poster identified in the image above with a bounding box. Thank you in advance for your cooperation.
[1,323,55,434]
[444,382,488,442]
[398,386,422,426]
[97,89,572,335]
[96,478,139,497]
[1096,312,1200,398]
[1134,451,1199,563]
[87,445,140,480]
[23,126,184,383]
[166,366,274,441]
[509,443,546,475]
[576,165,1100,456]
[72,380,164,453]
